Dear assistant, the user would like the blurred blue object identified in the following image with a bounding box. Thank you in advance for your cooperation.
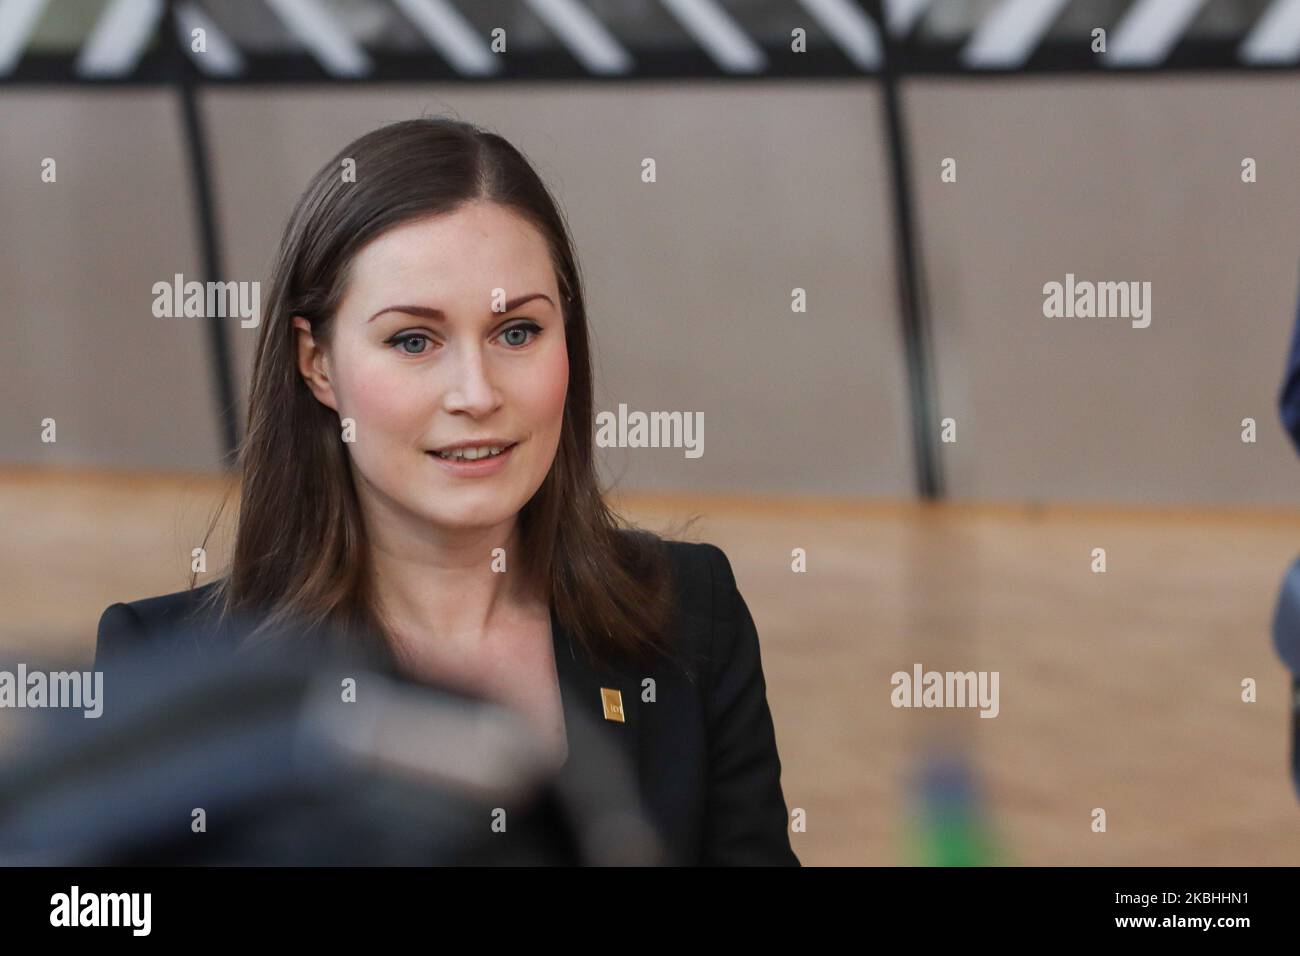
[1276,280,1300,455]
[1270,555,1300,802]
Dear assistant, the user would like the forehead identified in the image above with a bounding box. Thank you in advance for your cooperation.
[346,202,557,302]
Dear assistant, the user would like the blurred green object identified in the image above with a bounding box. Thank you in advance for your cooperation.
[906,751,1005,866]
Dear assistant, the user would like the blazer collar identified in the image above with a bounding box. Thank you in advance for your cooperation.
[549,606,641,778]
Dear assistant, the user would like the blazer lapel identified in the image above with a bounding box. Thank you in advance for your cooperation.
[550,606,641,781]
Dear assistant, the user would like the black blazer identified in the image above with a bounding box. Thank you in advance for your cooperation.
[94,539,799,866]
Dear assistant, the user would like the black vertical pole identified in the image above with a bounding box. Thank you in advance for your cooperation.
[163,0,241,468]
[864,0,944,499]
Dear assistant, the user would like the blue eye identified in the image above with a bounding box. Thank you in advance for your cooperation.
[387,324,539,355]
[499,322,541,348]
[388,332,432,355]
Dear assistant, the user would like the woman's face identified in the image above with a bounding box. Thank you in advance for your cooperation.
[294,201,569,537]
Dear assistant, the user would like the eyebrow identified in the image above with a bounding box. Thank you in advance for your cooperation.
[366,293,554,324]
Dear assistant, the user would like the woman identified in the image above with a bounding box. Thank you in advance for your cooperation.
[95,117,798,866]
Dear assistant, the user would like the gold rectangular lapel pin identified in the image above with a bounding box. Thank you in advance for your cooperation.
[600,687,625,723]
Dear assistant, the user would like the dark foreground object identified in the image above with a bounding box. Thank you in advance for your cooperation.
[0,612,662,866]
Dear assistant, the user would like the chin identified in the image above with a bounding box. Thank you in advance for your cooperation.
[422,499,523,531]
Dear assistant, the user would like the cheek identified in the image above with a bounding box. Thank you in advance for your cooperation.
[335,353,427,441]
[526,341,569,434]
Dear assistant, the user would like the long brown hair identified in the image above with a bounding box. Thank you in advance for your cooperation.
[193,117,674,672]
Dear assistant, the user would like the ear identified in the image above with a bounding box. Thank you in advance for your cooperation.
[293,316,339,412]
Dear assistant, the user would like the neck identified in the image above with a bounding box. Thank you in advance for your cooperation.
[365,509,538,660]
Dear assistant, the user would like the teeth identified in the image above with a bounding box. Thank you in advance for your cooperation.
[434,445,506,461]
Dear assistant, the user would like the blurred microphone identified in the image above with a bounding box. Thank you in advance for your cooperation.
[0,612,665,865]
[1270,556,1300,802]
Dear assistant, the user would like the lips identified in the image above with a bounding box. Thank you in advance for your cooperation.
[428,440,518,462]
[425,440,519,477]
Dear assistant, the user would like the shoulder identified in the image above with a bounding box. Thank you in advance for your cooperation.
[627,533,799,864]
[617,527,732,586]
[665,539,754,672]
[616,530,750,673]
[94,581,225,665]
[614,528,739,609]
[663,538,737,620]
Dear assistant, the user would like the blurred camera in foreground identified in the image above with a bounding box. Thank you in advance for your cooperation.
[0,611,664,866]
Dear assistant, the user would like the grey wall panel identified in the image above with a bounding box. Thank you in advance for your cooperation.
[907,76,1300,505]
[0,91,220,470]
[202,84,914,498]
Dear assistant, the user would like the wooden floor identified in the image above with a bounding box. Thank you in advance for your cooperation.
[3,466,1299,865]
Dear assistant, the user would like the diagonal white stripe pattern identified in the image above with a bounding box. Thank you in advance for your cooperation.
[75,0,164,78]
[797,0,881,70]
[1105,0,1207,66]
[392,0,499,76]
[884,0,930,37]
[175,0,245,76]
[960,0,1071,69]
[657,0,767,73]
[524,0,633,74]
[0,0,46,75]
[1240,0,1300,64]
[264,0,371,77]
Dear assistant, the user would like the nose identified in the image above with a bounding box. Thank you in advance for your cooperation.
[441,342,502,418]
